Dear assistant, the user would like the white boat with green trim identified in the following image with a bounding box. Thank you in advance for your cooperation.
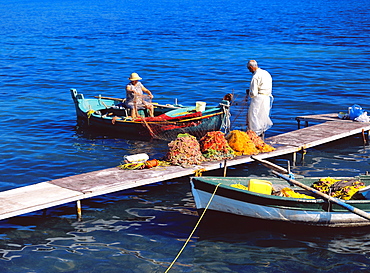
[190,175,370,228]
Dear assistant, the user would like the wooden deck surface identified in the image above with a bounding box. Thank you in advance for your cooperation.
[296,113,342,122]
[268,120,370,149]
[1,114,369,221]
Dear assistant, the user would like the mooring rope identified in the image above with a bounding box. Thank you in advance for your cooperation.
[140,116,158,138]
[164,182,221,273]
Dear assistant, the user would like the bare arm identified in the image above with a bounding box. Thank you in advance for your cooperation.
[126,85,135,94]
[142,86,153,99]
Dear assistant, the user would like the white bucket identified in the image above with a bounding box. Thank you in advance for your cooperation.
[196,101,206,112]
[124,153,149,163]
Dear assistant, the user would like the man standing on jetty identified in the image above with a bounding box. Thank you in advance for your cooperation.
[246,60,273,138]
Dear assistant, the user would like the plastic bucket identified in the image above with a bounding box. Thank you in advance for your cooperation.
[196,101,206,112]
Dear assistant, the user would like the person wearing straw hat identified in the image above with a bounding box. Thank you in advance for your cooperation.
[246,60,273,137]
[124,72,154,118]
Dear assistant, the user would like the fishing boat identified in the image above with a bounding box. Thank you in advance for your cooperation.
[71,88,231,141]
[190,175,370,228]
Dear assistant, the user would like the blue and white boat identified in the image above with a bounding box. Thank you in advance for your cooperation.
[71,88,231,141]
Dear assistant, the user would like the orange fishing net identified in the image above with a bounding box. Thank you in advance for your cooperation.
[225,130,275,155]
[246,130,276,153]
[225,130,259,156]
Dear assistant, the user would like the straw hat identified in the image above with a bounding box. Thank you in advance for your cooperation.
[128,73,142,81]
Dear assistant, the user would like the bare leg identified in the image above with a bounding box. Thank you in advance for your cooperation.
[132,101,138,118]
[148,105,154,117]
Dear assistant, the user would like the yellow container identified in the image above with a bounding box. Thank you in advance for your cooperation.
[248,179,273,195]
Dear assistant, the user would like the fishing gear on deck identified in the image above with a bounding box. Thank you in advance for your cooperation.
[118,159,170,170]
[118,153,170,170]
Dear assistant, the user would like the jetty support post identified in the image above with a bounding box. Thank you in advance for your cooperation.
[223,159,227,177]
[300,149,307,164]
[296,118,301,129]
[362,129,369,147]
[76,200,82,221]
[292,152,297,166]
[295,118,309,129]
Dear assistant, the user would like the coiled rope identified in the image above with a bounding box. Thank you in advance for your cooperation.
[164,182,221,273]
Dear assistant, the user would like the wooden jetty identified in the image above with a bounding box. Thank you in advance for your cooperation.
[0,114,369,221]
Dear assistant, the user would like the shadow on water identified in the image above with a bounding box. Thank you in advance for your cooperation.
[74,122,154,142]
[195,210,370,253]
[191,211,370,272]
[72,123,171,158]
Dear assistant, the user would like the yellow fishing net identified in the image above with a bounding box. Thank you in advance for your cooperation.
[230,183,249,190]
[280,187,315,199]
[311,177,365,200]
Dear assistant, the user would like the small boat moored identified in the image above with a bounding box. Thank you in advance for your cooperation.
[190,175,370,228]
[71,88,231,141]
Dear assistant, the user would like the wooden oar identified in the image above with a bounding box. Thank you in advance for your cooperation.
[94,96,124,102]
[271,170,370,221]
[93,96,182,109]
[251,156,289,174]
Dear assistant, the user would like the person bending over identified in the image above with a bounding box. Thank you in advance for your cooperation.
[246,60,273,137]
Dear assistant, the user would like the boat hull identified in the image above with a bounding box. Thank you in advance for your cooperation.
[191,176,370,228]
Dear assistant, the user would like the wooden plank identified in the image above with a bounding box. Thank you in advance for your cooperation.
[268,121,370,149]
[0,182,82,220]
[295,113,343,122]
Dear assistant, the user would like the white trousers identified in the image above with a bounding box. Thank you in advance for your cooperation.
[247,94,273,135]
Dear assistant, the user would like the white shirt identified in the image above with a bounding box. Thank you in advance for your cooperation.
[249,68,272,98]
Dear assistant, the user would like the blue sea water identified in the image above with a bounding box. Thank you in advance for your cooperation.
[0,0,370,272]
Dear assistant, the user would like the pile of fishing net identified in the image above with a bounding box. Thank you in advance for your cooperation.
[311,177,366,200]
[165,133,205,166]
[199,131,235,161]
[225,130,275,156]
[246,130,276,153]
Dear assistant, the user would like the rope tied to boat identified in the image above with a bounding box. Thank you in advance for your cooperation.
[164,182,221,273]
[194,168,207,177]
[87,109,95,118]
[220,103,231,134]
